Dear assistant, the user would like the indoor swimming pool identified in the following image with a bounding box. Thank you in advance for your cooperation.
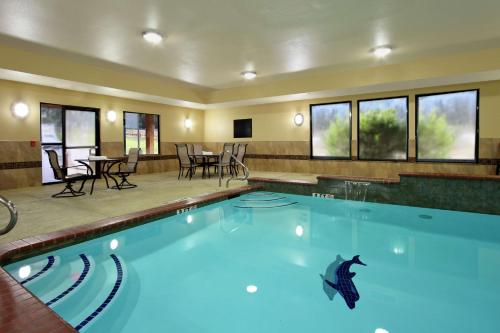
[4,192,500,332]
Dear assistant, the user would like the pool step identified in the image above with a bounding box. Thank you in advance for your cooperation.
[23,255,94,305]
[53,254,125,332]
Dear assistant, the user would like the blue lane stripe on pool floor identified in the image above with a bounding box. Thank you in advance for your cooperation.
[45,254,90,307]
[20,255,55,285]
[75,254,123,332]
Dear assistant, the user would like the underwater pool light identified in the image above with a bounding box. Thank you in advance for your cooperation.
[246,285,258,293]
[18,265,31,279]
[295,225,304,237]
[110,239,119,250]
[375,328,389,333]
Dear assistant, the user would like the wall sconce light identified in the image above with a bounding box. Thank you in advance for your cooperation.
[184,118,193,129]
[106,110,117,122]
[11,102,30,119]
[293,113,304,126]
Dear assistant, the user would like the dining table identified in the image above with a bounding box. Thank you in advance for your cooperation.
[75,157,122,194]
[189,153,220,179]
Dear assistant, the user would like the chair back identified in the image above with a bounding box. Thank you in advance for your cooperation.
[45,150,64,180]
[126,148,140,173]
[176,144,191,166]
[236,144,247,163]
[221,143,234,164]
[232,143,239,155]
[187,144,194,156]
[193,144,203,155]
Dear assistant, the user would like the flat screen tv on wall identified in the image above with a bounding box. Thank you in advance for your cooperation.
[234,118,252,138]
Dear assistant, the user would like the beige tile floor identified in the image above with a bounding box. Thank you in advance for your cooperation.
[0,171,318,244]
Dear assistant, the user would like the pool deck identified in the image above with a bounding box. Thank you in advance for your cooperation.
[0,171,317,245]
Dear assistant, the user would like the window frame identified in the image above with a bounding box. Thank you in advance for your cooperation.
[415,89,479,163]
[356,95,409,162]
[122,111,161,155]
[309,101,352,160]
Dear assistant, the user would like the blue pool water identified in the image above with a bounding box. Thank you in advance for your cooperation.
[5,192,500,332]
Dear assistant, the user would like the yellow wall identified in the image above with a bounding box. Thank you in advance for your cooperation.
[0,79,204,143]
[205,80,500,149]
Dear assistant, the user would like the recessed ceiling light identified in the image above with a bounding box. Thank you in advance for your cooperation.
[241,71,257,80]
[142,31,163,45]
[373,46,392,58]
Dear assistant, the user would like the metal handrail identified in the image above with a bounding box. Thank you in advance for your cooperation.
[0,196,18,235]
[218,151,250,187]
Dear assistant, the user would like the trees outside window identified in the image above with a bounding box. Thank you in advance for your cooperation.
[358,97,408,160]
[417,90,478,162]
[310,102,351,159]
[124,112,159,155]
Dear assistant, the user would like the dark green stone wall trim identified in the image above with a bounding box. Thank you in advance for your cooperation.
[248,174,500,215]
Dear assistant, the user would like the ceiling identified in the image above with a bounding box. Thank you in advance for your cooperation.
[1,0,500,89]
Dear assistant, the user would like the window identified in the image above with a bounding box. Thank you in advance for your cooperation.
[416,90,478,162]
[124,112,160,154]
[234,119,252,138]
[358,96,408,160]
[310,102,351,159]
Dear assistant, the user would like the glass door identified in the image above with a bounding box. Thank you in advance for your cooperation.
[40,104,100,184]
[64,109,99,176]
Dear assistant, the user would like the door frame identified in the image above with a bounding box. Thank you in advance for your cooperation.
[40,103,101,185]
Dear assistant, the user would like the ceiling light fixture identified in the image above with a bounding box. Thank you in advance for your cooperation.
[142,30,164,45]
[373,46,392,58]
[241,71,257,80]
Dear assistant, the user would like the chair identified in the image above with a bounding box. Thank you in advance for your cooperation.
[175,144,198,180]
[232,143,248,175]
[110,148,140,189]
[192,144,204,164]
[216,143,235,178]
[187,144,194,156]
[193,144,203,156]
[45,150,90,198]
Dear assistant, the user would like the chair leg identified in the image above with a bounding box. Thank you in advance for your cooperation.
[178,168,182,180]
[111,174,137,189]
[52,181,85,198]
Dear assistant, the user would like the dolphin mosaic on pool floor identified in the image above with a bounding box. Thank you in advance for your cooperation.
[321,255,366,309]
